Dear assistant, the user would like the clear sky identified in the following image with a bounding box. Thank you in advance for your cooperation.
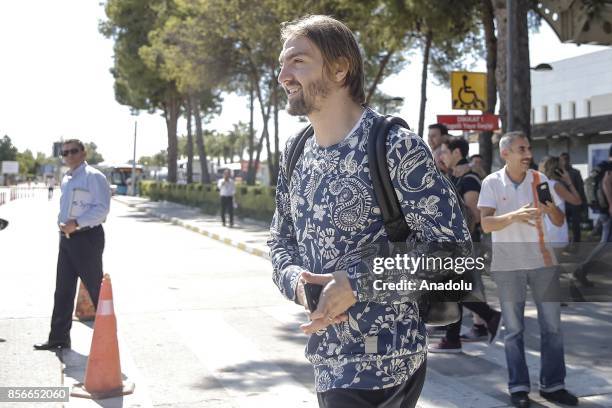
[0,1,607,163]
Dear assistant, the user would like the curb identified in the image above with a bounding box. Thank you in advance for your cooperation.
[113,197,270,260]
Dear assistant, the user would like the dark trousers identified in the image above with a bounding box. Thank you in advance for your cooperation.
[220,196,234,226]
[49,226,105,343]
[446,302,496,342]
[317,361,427,408]
[566,206,582,243]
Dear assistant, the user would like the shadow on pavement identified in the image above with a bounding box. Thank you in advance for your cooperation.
[194,359,314,392]
[274,322,310,346]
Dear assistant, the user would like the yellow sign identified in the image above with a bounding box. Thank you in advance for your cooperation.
[451,71,487,111]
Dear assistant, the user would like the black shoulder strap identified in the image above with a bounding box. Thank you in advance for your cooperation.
[286,125,314,184]
[368,115,412,243]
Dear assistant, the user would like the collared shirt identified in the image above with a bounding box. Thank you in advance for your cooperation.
[267,107,470,392]
[58,161,111,228]
[478,167,562,271]
[217,178,236,197]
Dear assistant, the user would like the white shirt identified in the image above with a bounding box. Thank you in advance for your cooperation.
[478,167,562,271]
[217,178,235,197]
[544,180,569,247]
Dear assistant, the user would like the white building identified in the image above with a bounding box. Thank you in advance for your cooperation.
[531,48,612,174]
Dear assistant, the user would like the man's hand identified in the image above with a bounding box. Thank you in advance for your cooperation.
[60,220,78,234]
[299,271,355,335]
[540,200,564,226]
[540,200,557,215]
[558,168,572,186]
[510,203,540,227]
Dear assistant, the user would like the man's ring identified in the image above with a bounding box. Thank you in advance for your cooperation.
[327,315,334,322]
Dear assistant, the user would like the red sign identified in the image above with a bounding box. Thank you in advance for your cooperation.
[436,114,499,131]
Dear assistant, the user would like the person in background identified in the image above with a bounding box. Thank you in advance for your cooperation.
[469,154,488,180]
[217,169,236,227]
[479,131,578,408]
[559,152,586,244]
[427,123,450,174]
[539,156,582,250]
[47,176,56,200]
[429,137,501,352]
[574,145,612,286]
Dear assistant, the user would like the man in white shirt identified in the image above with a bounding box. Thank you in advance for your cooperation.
[478,131,578,408]
[217,169,236,227]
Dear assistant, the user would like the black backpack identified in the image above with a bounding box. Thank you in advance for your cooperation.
[286,115,473,326]
[585,161,612,212]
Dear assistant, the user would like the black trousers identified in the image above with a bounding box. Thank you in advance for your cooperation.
[49,226,105,343]
[317,361,427,408]
[566,205,582,243]
[446,302,496,342]
[220,196,234,226]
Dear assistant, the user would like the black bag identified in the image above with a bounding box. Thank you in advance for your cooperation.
[585,161,612,212]
[286,115,471,326]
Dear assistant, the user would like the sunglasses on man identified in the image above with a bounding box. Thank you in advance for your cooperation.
[61,148,82,157]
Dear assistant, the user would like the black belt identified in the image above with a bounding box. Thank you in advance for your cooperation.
[59,225,101,236]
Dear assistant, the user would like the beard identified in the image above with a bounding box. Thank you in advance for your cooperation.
[286,78,330,116]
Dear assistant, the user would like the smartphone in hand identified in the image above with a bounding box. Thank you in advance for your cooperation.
[304,283,323,313]
[536,182,553,205]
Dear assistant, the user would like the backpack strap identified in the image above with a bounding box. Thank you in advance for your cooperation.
[368,115,412,242]
[285,125,314,185]
[530,171,554,267]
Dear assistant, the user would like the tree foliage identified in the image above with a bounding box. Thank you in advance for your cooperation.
[85,142,105,165]
[0,135,18,162]
[101,0,503,182]
[101,0,184,182]
[139,150,167,167]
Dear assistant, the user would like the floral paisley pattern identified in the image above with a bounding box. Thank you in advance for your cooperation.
[268,107,470,392]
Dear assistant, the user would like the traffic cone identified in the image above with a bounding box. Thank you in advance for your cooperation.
[71,274,135,399]
[74,280,96,321]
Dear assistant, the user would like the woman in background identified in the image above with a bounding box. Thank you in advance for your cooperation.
[539,156,582,248]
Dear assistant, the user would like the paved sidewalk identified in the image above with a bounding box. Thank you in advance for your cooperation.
[112,195,271,259]
[113,195,612,408]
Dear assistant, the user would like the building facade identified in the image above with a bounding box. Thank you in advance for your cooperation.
[530,48,612,174]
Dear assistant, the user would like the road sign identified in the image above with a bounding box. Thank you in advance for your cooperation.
[437,114,499,131]
[53,142,63,158]
[451,71,487,111]
[1,161,19,174]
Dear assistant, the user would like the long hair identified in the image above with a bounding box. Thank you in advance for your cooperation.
[281,15,365,105]
[539,156,561,181]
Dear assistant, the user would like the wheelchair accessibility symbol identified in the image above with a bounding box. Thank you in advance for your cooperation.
[451,71,487,111]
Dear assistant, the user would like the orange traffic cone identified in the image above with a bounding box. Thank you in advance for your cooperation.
[71,274,135,399]
[74,280,96,321]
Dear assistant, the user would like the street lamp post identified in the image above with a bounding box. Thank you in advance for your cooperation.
[130,119,137,196]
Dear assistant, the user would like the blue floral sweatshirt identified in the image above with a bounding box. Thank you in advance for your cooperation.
[268,107,470,392]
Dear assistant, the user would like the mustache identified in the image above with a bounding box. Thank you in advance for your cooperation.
[285,80,301,89]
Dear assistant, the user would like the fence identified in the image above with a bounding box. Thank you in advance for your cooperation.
[0,186,49,206]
